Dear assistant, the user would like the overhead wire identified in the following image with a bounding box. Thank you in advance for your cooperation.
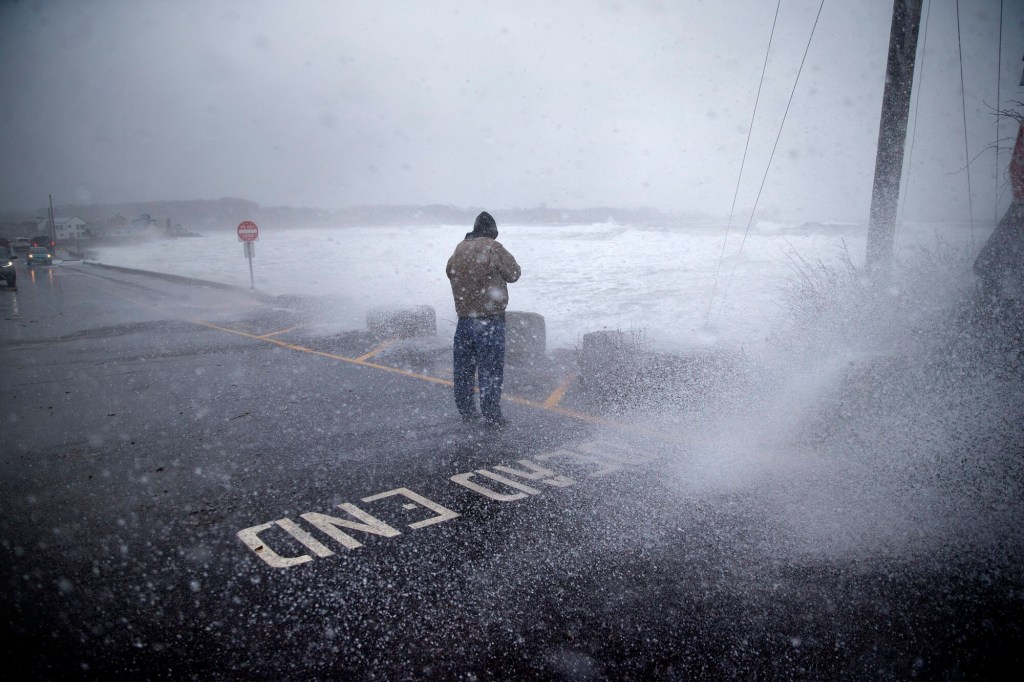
[896,0,932,252]
[712,0,827,323]
[995,0,1003,226]
[955,0,976,249]
[702,0,782,329]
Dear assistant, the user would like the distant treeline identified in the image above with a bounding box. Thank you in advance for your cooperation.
[1,198,711,232]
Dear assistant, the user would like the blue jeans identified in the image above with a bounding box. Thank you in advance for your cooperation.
[453,315,506,422]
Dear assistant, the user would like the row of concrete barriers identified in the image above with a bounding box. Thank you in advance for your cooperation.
[365,305,547,362]
[364,305,744,411]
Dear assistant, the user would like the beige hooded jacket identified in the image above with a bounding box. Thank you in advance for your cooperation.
[446,235,521,318]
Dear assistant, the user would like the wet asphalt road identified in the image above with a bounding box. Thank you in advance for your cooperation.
[1,258,1021,680]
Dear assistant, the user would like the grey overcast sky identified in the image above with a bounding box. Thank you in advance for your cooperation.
[1,0,1021,223]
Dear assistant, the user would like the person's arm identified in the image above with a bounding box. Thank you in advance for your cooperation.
[493,244,521,283]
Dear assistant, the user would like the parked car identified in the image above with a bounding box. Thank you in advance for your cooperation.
[31,235,56,254]
[1,247,16,288]
[12,237,30,254]
[26,246,53,266]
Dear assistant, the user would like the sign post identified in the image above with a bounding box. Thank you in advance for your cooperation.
[237,220,259,289]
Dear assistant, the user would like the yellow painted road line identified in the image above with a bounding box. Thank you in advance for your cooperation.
[199,320,616,425]
[505,394,617,426]
[258,325,303,339]
[199,321,453,386]
[355,339,398,362]
[66,265,681,440]
[198,321,697,441]
[543,373,577,408]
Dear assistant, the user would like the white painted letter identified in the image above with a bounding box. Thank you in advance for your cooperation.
[361,487,461,529]
[237,521,314,568]
[450,471,538,501]
[301,503,401,550]
[492,459,575,487]
[276,518,335,558]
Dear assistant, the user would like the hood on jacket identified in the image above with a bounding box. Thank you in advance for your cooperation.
[467,211,498,239]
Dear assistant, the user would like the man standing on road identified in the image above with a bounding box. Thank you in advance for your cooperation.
[446,211,521,428]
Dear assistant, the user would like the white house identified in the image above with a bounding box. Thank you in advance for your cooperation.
[38,216,87,241]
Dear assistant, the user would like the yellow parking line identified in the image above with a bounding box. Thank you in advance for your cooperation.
[197,320,692,440]
[355,339,397,362]
[543,373,577,408]
[198,321,614,424]
[258,325,303,339]
[505,393,616,425]
[67,264,679,439]
[198,322,453,387]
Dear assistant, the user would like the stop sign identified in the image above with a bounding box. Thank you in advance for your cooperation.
[237,220,259,242]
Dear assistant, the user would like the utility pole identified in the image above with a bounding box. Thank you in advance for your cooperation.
[865,0,924,274]
[48,194,57,246]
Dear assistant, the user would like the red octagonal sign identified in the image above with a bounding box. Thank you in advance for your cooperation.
[237,220,259,242]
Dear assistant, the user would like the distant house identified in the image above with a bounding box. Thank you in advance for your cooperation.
[132,213,155,228]
[131,213,161,239]
[102,213,132,239]
[37,216,87,241]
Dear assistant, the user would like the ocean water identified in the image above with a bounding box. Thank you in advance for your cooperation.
[87,220,981,352]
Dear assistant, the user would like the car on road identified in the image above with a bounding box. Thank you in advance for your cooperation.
[12,237,31,254]
[26,246,53,266]
[31,235,56,254]
[1,247,16,288]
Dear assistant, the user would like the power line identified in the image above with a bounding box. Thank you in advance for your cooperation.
[713,0,827,323]
[703,0,782,329]
[995,0,1003,226]
[896,0,932,251]
[956,0,976,249]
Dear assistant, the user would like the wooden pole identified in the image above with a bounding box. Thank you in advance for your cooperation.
[865,0,924,274]
[48,194,57,245]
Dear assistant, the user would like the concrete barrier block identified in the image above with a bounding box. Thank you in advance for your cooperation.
[578,328,746,412]
[506,310,546,361]
[366,305,437,340]
[578,330,640,390]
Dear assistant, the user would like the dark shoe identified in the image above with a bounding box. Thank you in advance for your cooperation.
[483,416,509,429]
